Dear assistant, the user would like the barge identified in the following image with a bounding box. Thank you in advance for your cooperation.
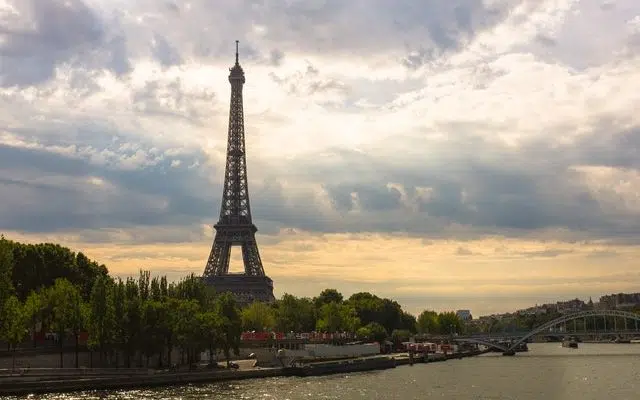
[283,355,396,377]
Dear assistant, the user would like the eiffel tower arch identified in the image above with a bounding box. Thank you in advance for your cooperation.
[202,41,275,306]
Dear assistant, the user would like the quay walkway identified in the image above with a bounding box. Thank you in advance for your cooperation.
[0,350,488,397]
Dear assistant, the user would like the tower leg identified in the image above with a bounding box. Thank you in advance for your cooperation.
[204,236,232,277]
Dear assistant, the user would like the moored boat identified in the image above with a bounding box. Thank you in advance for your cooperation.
[562,338,578,348]
[283,355,396,377]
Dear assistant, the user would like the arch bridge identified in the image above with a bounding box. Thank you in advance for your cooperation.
[454,310,640,354]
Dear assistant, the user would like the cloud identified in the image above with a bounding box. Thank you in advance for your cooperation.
[1,0,640,314]
[0,0,131,87]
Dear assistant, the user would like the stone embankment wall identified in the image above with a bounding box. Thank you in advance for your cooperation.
[0,347,260,369]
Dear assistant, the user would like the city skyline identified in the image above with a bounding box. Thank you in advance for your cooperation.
[1,0,640,316]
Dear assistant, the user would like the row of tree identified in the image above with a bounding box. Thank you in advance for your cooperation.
[0,236,467,370]
[1,267,242,370]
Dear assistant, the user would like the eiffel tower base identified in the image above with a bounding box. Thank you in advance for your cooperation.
[203,274,275,307]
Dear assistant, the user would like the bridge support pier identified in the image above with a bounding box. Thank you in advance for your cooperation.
[502,350,516,356]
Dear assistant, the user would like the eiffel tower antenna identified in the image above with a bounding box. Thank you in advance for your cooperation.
[202,41,275,305]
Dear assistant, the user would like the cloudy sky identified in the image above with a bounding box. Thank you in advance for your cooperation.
[1,0,639,316]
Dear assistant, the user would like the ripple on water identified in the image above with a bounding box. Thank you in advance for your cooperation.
[9,344,640,400]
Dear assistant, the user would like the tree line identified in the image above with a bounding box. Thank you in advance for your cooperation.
[0,236,466,370]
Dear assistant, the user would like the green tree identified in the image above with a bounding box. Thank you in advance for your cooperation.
[391,329,412,344]
[1,296,28,370]
[23,291,44,348]
[198,311,223,365]
[173,299,201,368]
[417,310,440,334]
[241,301,276,331]
[141,300,165,367]
[159,298,178,368]
[123,278,142,367]
[75,252,109,300]
[360,322,387,342]
[170,274,211,306]
[215,293,242,367]
[48,278,83,368]
[112,279,126,367]
[88,275,115,366]
[275,294,316,332]
[0,236,15,332]
[314,289,343,308]
[399,312,417,333]
[316,302,360,333]
[348,292,384,327]
[437,312,462,334]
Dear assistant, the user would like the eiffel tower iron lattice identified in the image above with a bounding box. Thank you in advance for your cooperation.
[202,41,275,305]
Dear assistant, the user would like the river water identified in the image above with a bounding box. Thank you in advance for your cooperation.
[12,343,640,400]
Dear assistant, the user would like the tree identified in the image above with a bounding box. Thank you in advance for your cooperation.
[241,301,276,331]
[112,279,126,367]
[360,322,387,342]
[23,291,43,348]
[75,252,109,300]
[1,296,28,370]
[437,312,462,335]
[0,236,15,333]
[123,278,142,367]
[275,294,316,332]
[316,302,360,333]
[159,299,178,368]
[215,293,242,367]
[417,310,440,334]
[314,289,343,308]
[391,329,412,344]
[173,299,201,368]
[141,300,165,367]
[399,312,417,333]
[88,276,115,366]
[348,292,384,327]
[48,278,83,368]
[198,311,223,365]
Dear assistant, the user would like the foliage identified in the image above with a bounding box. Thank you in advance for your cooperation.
[1,237,108,301]
[314,289,343,308]
[1,296,28,369]
[347,292,410,333]
[437,311,463,334]
[0,236,15,334]
[215,293,242,366]
[316,302,360,333]
[357,322,387,342]
[390,329,412,343]
[417,310,440,334]
[416,310,465,335]
[88,275,115,363]
[2,238,479,366]
[274,294,316,332]
[241,301,276,331]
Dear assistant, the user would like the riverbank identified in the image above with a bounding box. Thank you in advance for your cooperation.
[0,351,488,397]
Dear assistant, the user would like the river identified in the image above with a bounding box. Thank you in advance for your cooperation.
[10,343,640,400]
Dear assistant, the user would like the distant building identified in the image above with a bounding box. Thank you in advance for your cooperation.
[599,293,640,310]
[456,309,473,321]
[556,298,586,314]
[517,305,547,316]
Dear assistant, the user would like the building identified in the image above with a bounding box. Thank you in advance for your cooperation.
[555,299,586,314]
[599,293,640,310]
[456,309,473,321]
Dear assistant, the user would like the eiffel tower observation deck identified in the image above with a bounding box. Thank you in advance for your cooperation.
[202,41,275,306]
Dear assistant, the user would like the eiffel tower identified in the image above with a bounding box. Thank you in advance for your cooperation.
[202,41,275,305]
